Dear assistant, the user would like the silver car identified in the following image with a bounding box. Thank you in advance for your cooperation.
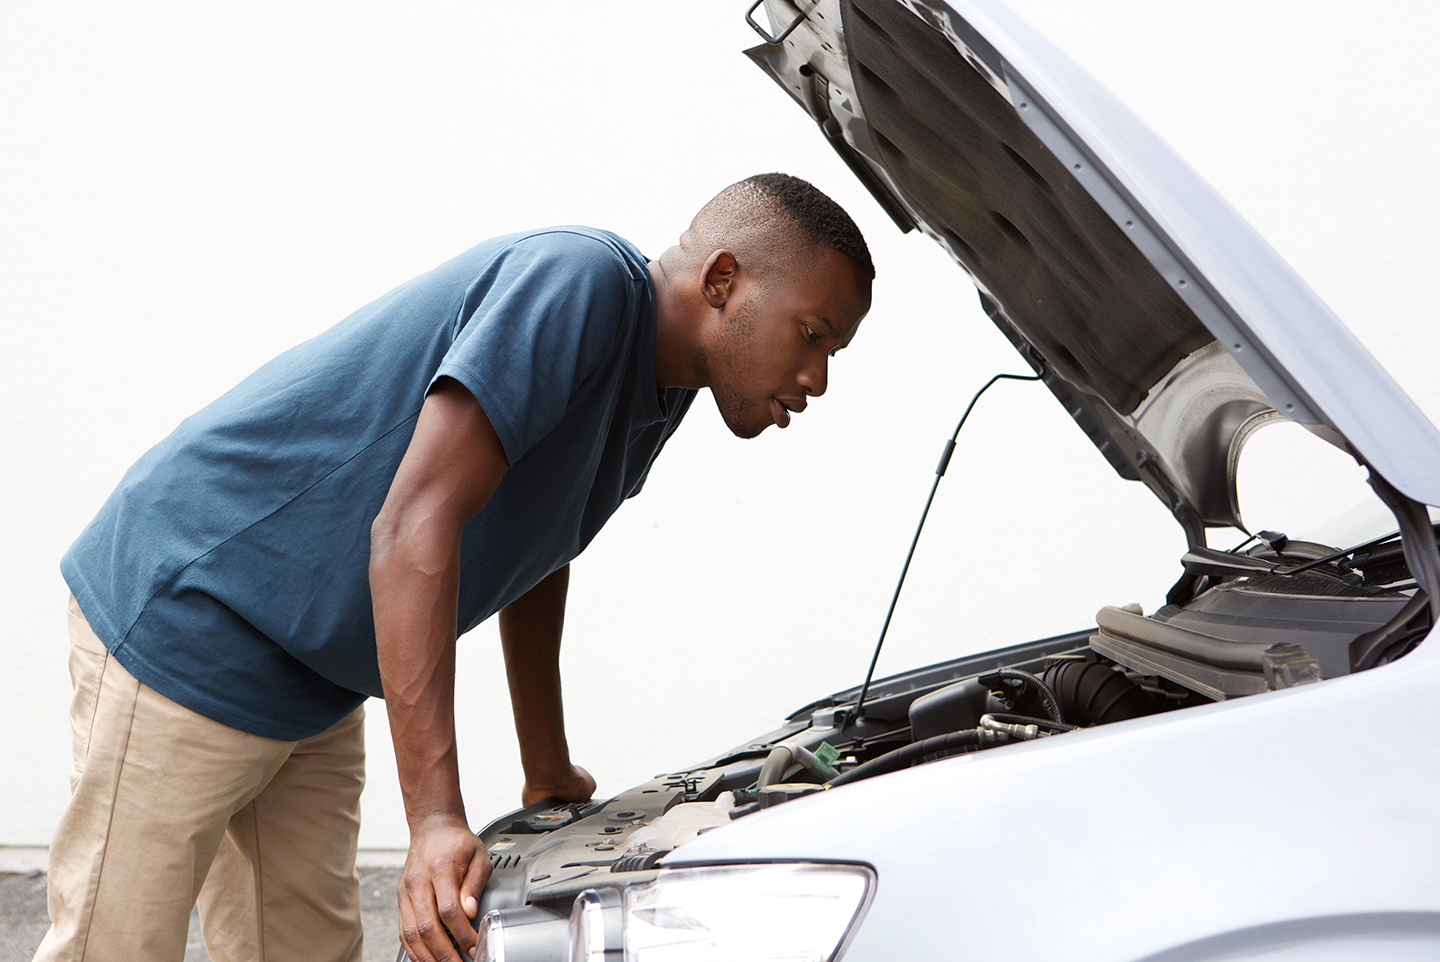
[429,1,1440,959]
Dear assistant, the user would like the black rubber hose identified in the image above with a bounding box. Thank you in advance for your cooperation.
[828,729,984,787]
[984,668,1064,723]
[1040,661,1157,725]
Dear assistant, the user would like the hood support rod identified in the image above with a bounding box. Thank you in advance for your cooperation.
[846,368,1043,729]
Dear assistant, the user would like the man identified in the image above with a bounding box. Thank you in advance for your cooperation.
[38,172,873,962]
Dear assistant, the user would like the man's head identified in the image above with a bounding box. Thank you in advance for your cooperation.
[654,173,873,439]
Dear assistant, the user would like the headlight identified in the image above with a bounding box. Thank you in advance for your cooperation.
[476,910,505,962]
[476,904,571,962]
[568,862,873,962]
[569,887,623,962]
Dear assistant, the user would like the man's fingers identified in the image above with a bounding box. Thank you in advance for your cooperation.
[522,763,598,806]
[400,876,466,962]
[397,883,441,962]
[433,871,479,953]
[460,848,493,921]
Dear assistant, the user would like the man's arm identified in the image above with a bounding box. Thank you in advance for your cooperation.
[370,377,508,962]
[497,564,597,806]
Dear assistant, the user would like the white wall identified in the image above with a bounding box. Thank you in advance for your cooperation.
[3,0,1436,854]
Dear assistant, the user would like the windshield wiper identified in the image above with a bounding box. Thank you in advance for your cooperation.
[1200,523,1440,583]
[1272,524,1440,579]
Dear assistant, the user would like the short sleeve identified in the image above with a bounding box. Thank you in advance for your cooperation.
[434,232,635,464]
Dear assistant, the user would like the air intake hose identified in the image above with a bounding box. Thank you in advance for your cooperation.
[1040,660,1157,725]
[979,668,1064,723]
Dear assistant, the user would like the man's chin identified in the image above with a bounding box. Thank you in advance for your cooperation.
[717,405,769,440]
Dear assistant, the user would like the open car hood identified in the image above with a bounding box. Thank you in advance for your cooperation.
[746,0,1440,541]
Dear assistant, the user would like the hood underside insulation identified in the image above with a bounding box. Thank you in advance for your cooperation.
[843,0,1213,415]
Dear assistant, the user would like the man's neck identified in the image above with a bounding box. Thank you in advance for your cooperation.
[649,257,706,391]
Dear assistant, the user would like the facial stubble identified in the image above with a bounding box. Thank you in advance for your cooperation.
[706,293,766,440]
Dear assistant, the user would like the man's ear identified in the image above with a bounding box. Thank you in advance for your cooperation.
[701,250,738,309]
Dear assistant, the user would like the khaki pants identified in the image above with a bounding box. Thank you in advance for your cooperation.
[35,597,367,962]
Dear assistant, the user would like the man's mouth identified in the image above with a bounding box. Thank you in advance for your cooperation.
[771,397,805,429]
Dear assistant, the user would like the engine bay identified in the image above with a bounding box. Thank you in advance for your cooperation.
[447,524,1433,961]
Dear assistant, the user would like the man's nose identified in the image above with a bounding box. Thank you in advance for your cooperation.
[798,357,828,397]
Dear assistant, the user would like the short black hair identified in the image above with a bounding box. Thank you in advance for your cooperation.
[741,172,875,281]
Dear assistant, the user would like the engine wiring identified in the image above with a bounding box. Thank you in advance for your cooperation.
[977,668,1064,724]
[845,369,1044,731]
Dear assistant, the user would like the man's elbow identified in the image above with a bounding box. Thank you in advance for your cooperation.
[369,502,459,584]
[370,502,426,580]
[369,509,400,581]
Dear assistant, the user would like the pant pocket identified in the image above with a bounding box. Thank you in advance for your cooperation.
[65,595,111,792]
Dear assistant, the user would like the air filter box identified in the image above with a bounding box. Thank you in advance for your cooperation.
[908,678,991,740]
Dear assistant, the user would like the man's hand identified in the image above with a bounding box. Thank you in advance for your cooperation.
[522,763,597,807]
[397,815,492,962]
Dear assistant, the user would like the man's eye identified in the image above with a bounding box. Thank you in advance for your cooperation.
[804,325,819,342]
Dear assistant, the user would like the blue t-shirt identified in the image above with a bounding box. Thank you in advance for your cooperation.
[61,228,695,740]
